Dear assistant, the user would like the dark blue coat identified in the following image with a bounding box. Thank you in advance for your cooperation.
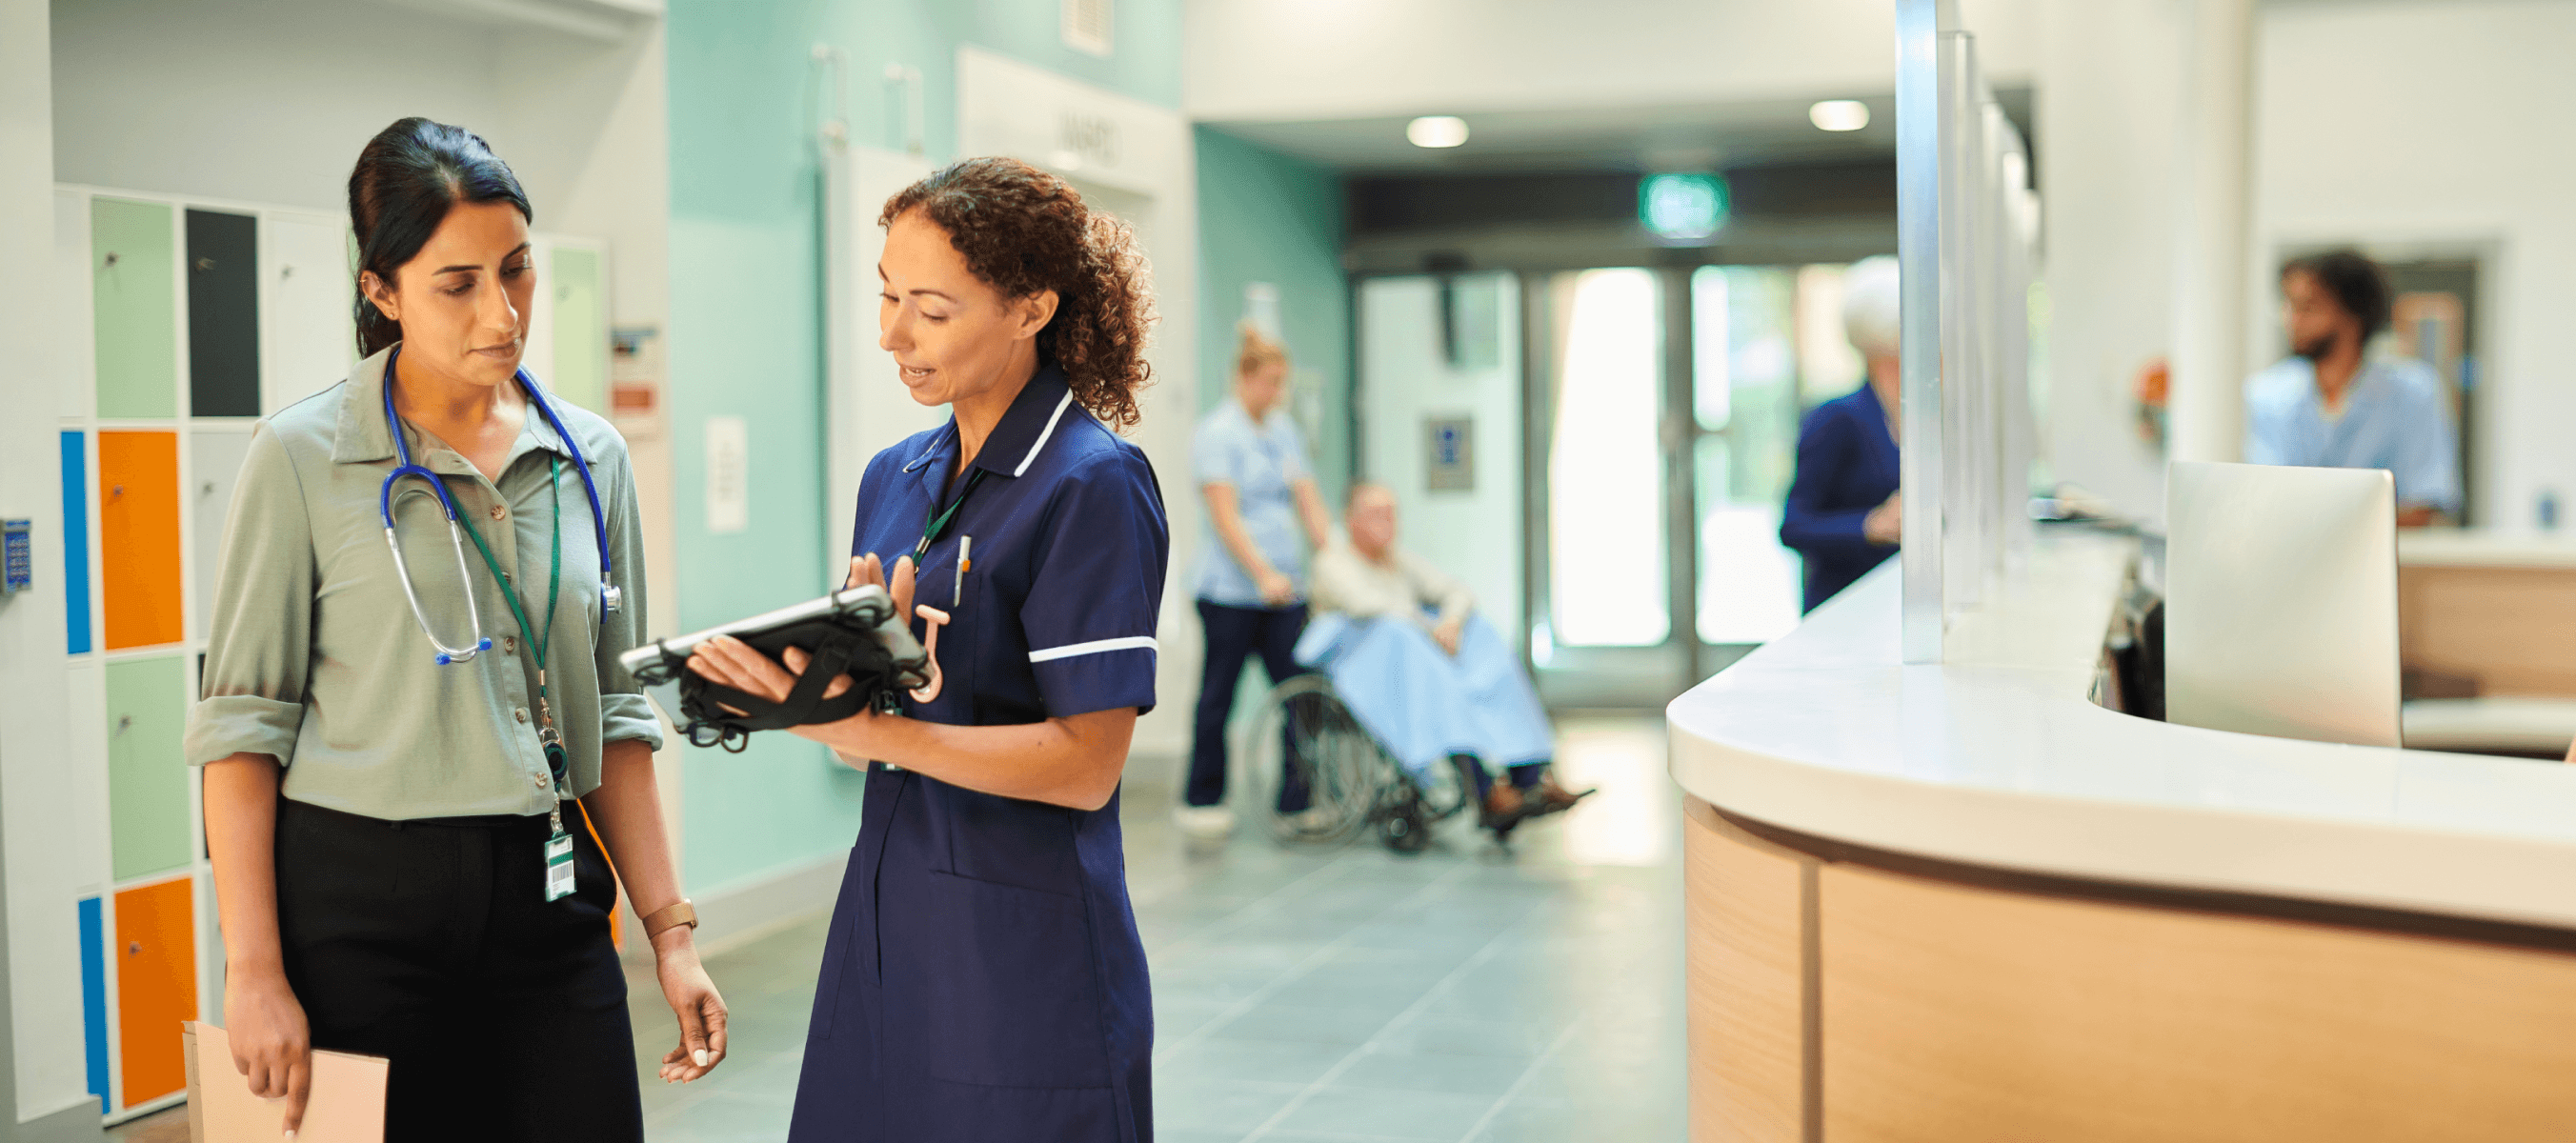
[1780,383,1901,613]
[789,366,1169,1142]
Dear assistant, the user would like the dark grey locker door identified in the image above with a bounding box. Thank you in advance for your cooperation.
[187,209,261,417]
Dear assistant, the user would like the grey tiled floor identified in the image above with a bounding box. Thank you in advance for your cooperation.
[122,715,1683,1142]
[634,713,1686,1142]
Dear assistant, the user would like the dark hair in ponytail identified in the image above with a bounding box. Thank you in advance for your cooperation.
[347,117,532,357]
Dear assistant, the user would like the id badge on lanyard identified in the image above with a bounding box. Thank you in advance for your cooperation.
[545,825,576,902]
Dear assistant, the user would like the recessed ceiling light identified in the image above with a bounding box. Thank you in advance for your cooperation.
[1406,115,1470,149]
[1809,100,1870,132]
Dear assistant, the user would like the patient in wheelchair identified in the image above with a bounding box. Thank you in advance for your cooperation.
[1305,484,1594,838]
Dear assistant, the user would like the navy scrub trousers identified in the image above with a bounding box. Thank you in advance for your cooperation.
[274,798,642,1143]
[789,366,1172,1143]
[1184,599,1308,809]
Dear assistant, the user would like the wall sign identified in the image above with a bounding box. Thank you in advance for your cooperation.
[1425,415,1474,492]
[3,519,30,593]
[705,416,750,534]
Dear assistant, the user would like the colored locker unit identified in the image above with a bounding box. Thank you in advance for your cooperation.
[105,655,191,882]
[190,431,255,641]
[78,896,109,1109]
[98,431,184,651]
[62,431,93,654]
[551,244,608,413]
[186,210,262,417]
[113,877,197,1108]
[91,197,178,420]
[257,214,356,415]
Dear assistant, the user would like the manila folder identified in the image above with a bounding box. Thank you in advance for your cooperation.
[184,1022,388,1143]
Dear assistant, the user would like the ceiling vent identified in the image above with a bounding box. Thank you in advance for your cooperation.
[1062,0,1112,57]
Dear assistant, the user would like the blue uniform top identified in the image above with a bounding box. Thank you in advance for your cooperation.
[1780,383,1902,613]
[2244,355,2462,514]
[790,365,1170,1143]
[1189,397,1313,608]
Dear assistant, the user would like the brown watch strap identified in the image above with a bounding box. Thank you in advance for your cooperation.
[642,899,698,939]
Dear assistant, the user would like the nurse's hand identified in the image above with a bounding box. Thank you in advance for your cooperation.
[226,967,311,1136]
[845,553,918,621]
[653,931,729,1084]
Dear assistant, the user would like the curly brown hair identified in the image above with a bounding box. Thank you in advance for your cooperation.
[879,157,1157,429]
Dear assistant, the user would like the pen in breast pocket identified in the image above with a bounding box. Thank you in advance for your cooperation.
[956,535,971,610]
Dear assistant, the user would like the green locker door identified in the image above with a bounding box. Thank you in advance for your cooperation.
[550,246,607,413]
[105,655,191,881]
[92,198,179,420]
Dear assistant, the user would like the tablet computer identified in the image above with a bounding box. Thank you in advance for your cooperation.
[618,584,929,728]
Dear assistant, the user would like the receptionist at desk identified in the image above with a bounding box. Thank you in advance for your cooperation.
[2244,249,2461,527]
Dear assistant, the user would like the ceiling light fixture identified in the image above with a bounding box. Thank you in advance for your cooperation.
[1809,100,1870,132]
[1406,115,1470,149]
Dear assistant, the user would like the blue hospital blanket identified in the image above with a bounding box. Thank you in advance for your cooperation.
[1295,612,1555,778]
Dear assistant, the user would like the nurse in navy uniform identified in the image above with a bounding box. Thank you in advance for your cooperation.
[685,157,1168,1141]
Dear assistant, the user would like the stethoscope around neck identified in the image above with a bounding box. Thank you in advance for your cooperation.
[377,344,619,665]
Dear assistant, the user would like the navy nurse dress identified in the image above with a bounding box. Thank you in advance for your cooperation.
[787,365,1170,1143]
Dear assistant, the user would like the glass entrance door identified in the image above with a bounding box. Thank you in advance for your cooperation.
[1526,262,1874,707]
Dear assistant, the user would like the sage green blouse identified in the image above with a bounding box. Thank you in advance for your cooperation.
[183,346,662,819]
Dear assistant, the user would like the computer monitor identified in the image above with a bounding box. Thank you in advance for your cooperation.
[2164,460,2401,748]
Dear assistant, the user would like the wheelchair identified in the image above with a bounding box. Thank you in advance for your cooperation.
[1232,672,1475,853]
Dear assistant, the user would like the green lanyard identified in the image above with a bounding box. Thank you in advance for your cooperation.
[914,467,987,565]
[459,455,567,783]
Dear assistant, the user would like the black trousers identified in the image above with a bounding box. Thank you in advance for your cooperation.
[273,798,642,1143]
[1186,600,1309,809]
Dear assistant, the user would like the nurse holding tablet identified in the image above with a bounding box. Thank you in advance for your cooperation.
[686,157,1168,1142]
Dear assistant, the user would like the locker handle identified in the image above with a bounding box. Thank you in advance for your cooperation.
[280,265,294,279]
[103,251,119,268]
[127,942,139,956]
[110,485,124,498]
[195,258,215,271]
[114,714,132,736]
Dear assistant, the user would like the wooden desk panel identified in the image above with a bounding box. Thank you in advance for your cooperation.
[1817,861,2576,1143]
[1682,799,1811,1143]
[2399,564,2576,696]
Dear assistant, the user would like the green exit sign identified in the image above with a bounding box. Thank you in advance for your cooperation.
[1640,172,1729,244]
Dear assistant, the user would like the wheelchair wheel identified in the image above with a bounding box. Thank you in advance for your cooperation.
[1238,674,1384,845]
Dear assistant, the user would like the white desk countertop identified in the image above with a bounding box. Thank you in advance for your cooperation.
[1666,531,2576,930]
[2400,529,2576,568]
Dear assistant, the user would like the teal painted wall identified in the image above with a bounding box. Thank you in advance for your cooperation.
[664,0,1181,893]
[1193,126,1351,502]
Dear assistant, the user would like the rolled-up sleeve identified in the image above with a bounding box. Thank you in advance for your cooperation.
[1022,450,1171,718]
[592,439,665,751]
[186,426,314,767]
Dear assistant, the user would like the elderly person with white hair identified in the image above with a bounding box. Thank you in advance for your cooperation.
[1781,255,1904,613]
[1306,484,1590,841]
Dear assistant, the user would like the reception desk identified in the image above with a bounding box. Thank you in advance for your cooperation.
[1668,531,2576,1142]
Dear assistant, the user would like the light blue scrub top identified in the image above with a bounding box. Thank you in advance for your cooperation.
[2244,355,2462,513]
[1190,398,1314,607]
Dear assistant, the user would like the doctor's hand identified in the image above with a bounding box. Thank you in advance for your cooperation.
[653,930,729,1085]
[225,966,311,1137]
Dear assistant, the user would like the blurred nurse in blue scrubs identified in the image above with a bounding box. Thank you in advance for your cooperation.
[2245,250,2460,527]
[1781,256,1904,613]
[1177,327,1333,837]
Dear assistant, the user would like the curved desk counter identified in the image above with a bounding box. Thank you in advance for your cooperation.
[1667,531,2576,1142]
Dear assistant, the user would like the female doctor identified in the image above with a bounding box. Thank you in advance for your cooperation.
[188,119,724,1143]
[686,157,1169,1141]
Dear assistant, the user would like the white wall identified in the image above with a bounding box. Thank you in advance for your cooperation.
[2254,0,2576,532]
[0,0,85,1124]
[1184,0,2037,120]
[1359,275,1525,638]
[2034,0,2186,519]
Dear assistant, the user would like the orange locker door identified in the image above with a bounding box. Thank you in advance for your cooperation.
[113,877,196,1107]
[98,431,183,650]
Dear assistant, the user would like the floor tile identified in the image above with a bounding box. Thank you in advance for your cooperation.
[1267,1083,1505,1141]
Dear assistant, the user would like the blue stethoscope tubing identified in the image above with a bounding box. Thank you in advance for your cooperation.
[376,345,619,665]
